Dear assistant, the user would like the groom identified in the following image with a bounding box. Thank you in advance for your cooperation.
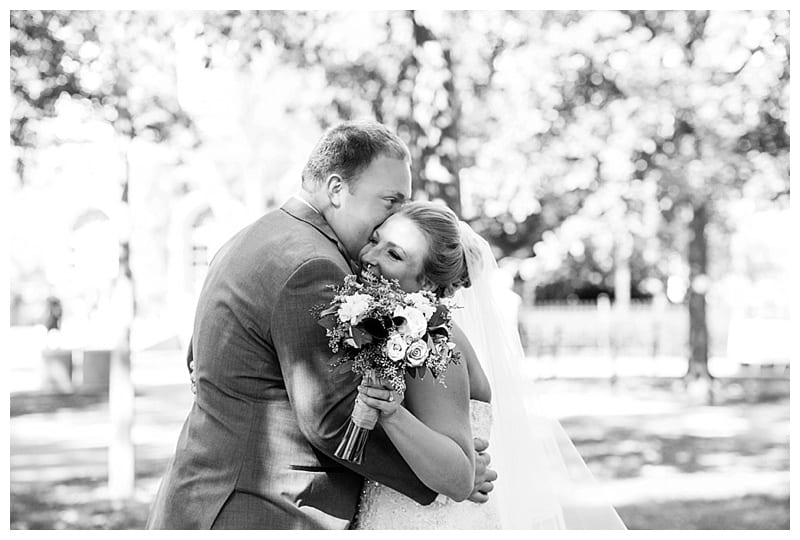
[147,121,496,529]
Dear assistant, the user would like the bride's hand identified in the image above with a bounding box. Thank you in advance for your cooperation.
[357,379,403,420]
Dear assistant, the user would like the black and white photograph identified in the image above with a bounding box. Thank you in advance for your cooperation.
[6,8,791,530]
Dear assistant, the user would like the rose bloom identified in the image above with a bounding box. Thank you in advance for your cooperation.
[405,339,429,367]
[338,293,372,325]
[433,339,452,357]
[404,292,436,320]
[394,306,428,339]
[385,333,408,362]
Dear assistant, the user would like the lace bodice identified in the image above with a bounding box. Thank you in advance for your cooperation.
[353,399,501,530]
[467,398,492,441]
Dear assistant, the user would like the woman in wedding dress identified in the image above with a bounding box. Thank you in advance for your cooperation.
[351,201,626,530]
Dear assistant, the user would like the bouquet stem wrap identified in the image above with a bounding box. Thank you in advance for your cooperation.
[335,370,379,464]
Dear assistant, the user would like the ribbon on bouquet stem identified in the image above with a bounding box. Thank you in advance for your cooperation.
[335,369,380,464]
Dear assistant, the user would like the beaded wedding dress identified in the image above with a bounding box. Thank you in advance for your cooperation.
[353,399,501,530]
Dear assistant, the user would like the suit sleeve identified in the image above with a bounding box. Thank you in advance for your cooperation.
[271,257,437,505]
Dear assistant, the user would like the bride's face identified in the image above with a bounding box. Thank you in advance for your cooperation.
[358,213,429,293]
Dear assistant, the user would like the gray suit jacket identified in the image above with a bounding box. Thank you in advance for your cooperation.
[146,199,436,529]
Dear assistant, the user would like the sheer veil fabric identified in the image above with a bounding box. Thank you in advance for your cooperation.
[451,222,627,530]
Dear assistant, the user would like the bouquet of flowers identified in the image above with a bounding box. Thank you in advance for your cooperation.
[314,273,461,464]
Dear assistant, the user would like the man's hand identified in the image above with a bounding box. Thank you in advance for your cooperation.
[468,437,498,503]
[189,359,197,394]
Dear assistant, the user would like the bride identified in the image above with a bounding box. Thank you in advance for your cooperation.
[351,201,626,530]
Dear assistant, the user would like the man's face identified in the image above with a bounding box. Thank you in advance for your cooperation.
[328,155,412,262]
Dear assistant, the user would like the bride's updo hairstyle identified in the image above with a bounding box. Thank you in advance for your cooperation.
[395,202,471,298]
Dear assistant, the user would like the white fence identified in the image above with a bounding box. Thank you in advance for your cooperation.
[519,300,725,358]
[519,300,790,369]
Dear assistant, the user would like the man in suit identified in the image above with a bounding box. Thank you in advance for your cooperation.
[147,121,496,529]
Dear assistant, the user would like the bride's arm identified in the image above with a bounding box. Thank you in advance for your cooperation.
[451,322,491,403]
[360,359,475,501]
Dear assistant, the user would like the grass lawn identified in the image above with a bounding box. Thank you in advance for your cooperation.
[10,377,789,529]
[617,495,789,530]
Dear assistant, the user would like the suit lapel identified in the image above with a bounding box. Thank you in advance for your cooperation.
[280,198,359,274]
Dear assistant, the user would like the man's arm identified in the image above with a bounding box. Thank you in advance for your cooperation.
[270,257,437,504]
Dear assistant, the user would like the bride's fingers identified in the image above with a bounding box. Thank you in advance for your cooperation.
[377,377,395,390]
[357,393,391,413]
[358,385,394,402]
[361,379,395,393]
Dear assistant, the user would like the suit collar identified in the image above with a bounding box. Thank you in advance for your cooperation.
[281,197,337,243]
[281,197,359,273]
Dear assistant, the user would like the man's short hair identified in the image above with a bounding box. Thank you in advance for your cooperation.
[302,121,411,189]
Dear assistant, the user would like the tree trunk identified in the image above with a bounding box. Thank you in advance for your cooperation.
[397,11,425,196]
[434,46,463,216]
[109,276,135,501]
[108,143,136,501]
[613,232,633,310]
[687,202,710,380]
[406,11,462,214]
[611,233,632,387]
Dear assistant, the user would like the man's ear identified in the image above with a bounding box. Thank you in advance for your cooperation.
[326,174,345,207]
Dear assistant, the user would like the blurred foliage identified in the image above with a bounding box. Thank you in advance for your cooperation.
[9,11,790,371]
[10,10,200,325]
[10,11,197,182]
[187,11,789,297]
[196,10,475,213]
[184,10,789,376]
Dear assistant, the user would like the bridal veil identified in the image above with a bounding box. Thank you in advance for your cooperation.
[452,221,627,530]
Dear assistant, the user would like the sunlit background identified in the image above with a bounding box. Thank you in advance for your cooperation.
[8,10,790,530]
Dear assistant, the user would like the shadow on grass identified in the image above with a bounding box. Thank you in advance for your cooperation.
[11,488,151,530]
[545,380,790,481]
[10,384,186,418]
[10,390,109,417]
[618,494,789,530]
[10,378,790,530]
[11,449,170,530]
[562,425,788,478]
[11,489,789,530]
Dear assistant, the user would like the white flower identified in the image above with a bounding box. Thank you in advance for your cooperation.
[440,297,460,310]
[338,293,372,325]
[385,333,408,362]
[405,340,429,367]
[405,292,436,320]
[432,339,454,357]
[394,306,428,339]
